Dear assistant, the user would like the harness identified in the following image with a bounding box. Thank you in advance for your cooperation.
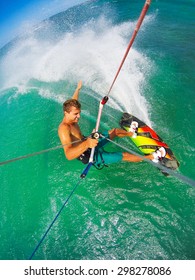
[77,148,91,164]
[93,148,108,170]
[77,147,107,169]
[77,133,108,169]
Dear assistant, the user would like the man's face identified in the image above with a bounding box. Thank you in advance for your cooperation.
[65,106,81,123]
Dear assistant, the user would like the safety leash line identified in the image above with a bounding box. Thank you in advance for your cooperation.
[29,176,84,260]
[0,139,83,167]
[101,134,195,188]
[107,0,151,95]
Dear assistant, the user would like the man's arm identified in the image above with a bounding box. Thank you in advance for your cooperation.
[58,124,98,160]
[72,81,82,100]
[109,128,134,140]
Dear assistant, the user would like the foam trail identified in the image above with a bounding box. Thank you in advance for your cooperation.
[0,15,153,124]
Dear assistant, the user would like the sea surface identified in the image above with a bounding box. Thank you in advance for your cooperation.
[0,0,194,260]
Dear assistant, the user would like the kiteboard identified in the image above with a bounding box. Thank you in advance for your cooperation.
[119,113,179,175]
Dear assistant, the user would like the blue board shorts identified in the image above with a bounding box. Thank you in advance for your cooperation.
[94,132,123,167]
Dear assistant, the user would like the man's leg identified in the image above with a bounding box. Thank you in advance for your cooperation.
[108,128,133,140]
[122,147,166,163]
[122,152,154,162]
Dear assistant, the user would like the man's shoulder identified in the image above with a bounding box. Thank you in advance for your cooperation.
[58,122,70,133]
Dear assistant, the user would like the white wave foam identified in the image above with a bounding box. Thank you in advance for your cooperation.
[0,15,154,123]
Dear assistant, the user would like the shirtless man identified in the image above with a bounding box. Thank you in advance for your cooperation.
[58,81,166,166]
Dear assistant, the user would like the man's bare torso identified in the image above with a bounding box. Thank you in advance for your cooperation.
[59,122,83,143]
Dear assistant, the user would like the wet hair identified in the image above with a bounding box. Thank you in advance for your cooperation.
[63,99,81,112]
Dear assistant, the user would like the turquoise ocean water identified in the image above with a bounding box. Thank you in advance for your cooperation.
[0,0,194,260]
